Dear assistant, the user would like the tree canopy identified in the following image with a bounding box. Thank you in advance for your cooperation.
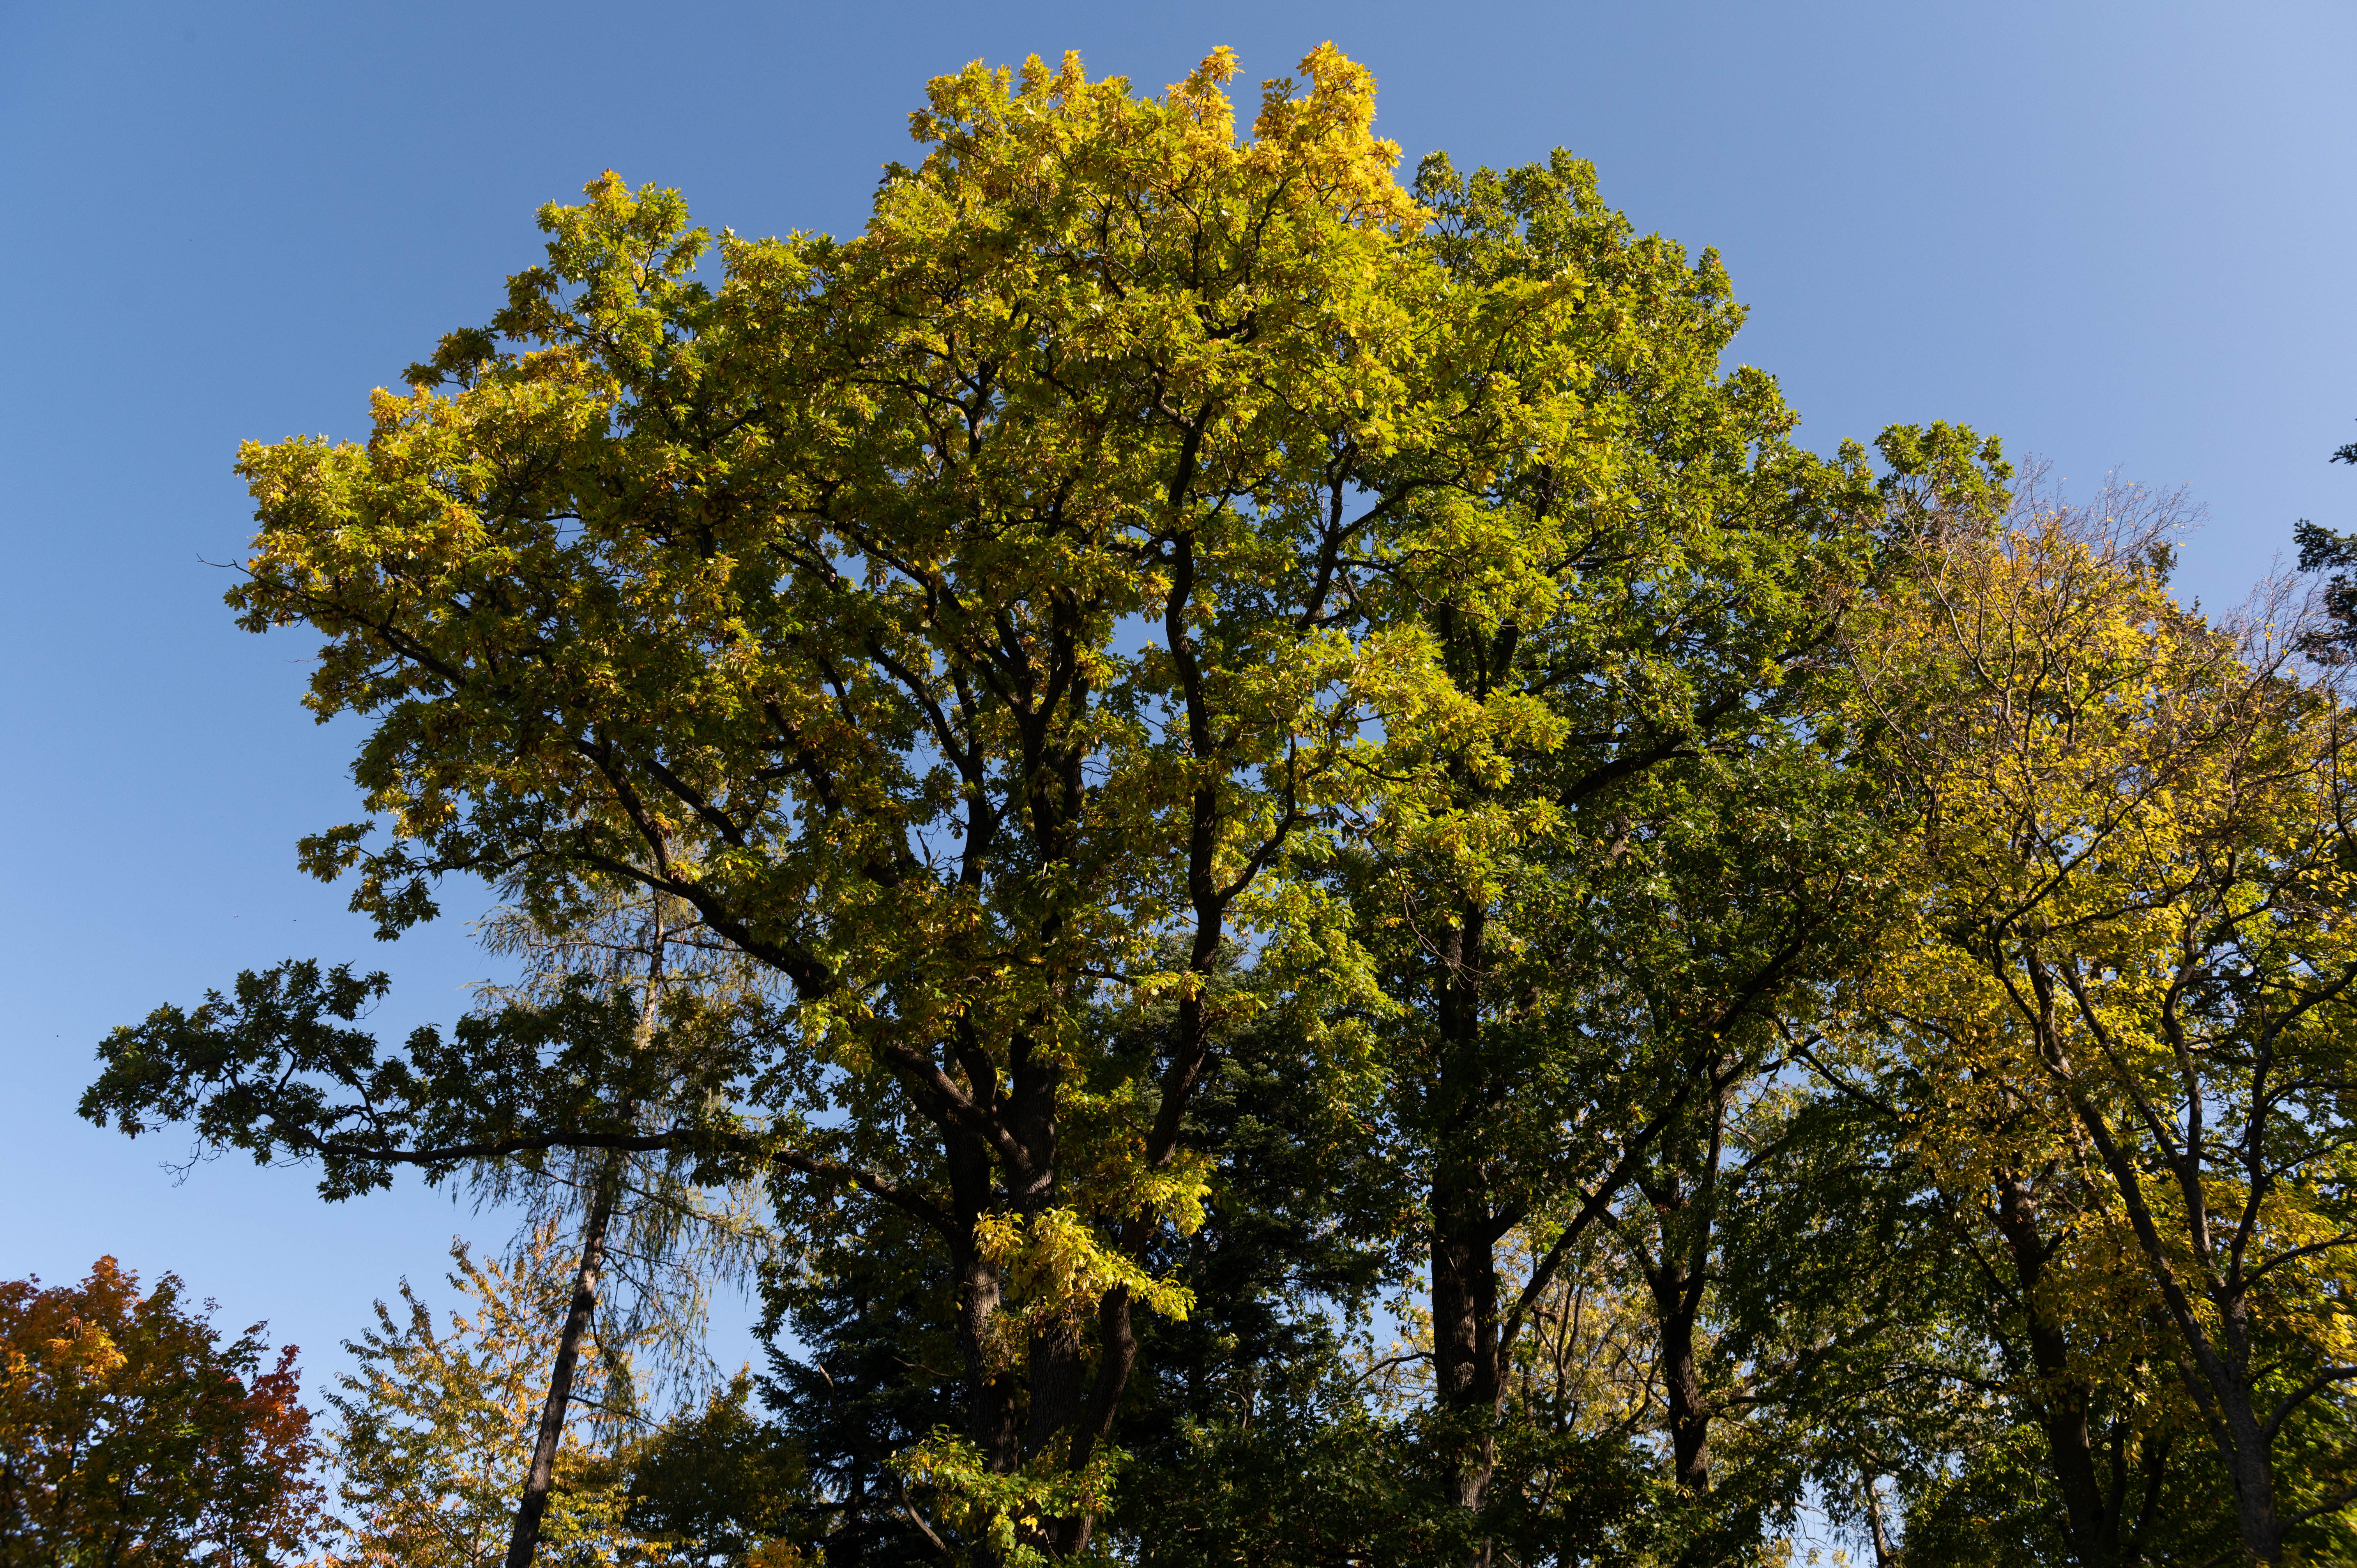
[75,44,2357,1568]
[0,1259,323,1567]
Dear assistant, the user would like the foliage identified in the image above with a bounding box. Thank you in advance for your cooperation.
[79,39,2357,1568]
[96,44,1497,1549]
[330,1226,817,1568]
[755,1207,962,1564]
[1315,150,1959,1560]
[326,1224,641,1568]
[0,1258,322,1567]
[1837,474,2357,1563]
[618,1377,808,1567]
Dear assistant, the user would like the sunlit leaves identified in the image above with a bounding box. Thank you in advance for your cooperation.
[0,1258,324,1565]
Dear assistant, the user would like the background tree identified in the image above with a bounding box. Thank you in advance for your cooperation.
[0,1257,323,1567]
[328,1224,643,1568]
[472,887,773,1568]
[1093,974,1415,1564]
[86,877,766,1568]
[754,1210,962,1564]
[1841,475,2357,1564]
[2289,422,2357,661]
[1329,155,1962,1562]
[619,1376,808,1567]
[330,1224,811,1568]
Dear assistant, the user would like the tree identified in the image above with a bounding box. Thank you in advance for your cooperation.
[329,1222,810,1568]
[472,888,775,1568]
[0,1257,323,1566]
[94,36,2357,1566]
[1091,974,1414,1564]
[86,876,763,1568]
[2289,422,2357,660]
[1843,476,2357,1564]
[620,1376,808,1567]
[327,1225,641,1568]
[754,1208,962,1565]
[1325,159,1974,1561]
[85,44,1721,1558]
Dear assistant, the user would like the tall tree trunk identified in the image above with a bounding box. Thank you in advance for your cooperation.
[504,1163,618,1568]
[947,1134,1022,1479]
[507,901,666,1568]
[1429,906,1502,1566]
[1025,1315,1090,1455]
[1862,1473,1896,1568]
[1652,1265,1710,1494]
[2119,1429,2172,1564]
[1051,1285,1138,1557]
[939,1141,1018,1568]
[1433,1174,1503,1510]
[2222,1393,2285,1566]
[1992,1172,2118,1566]
[1634,1065,1728,1502]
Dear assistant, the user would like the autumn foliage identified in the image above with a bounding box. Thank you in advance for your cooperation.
[0,1258,323,1565]
[65,41,2357,1568]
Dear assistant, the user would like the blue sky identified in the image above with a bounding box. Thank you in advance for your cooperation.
[4,0,2354,1407]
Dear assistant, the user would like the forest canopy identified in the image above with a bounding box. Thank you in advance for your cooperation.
[75,44,2357,1568]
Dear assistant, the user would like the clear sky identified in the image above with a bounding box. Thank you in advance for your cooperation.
[4,0,2354,1409]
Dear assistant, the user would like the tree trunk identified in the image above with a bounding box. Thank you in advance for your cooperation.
[944,1202,1019,1568]
[1863,1473,1895,1568]
[1654,1269,1710,1494]
[506,901,667,1568]
[1989,1172,2118,1565]
[503,1165,618,1568]
[1428,906,1501,1566]
[948,1135,1023,1481]
[1047,1285,1138,1556]
[1433,1176,1502,1510]
[2221,1396,2284,1565]
[1635,1072,1728,1501]
[1025,1314,1090,1455]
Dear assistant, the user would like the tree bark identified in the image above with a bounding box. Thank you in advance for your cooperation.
[1433,1175,1503,1509]
[1051,1285,1137,1556]
[1991,1172,2118,1566]
[503,1164,618,1568]
[1863,1473,1896,1568]
[1632,1065,1729,1501]
[1428,905,1504,1568]
[946,1134,1022,1480]
[2221,1395,2285,1566]
[1651,1261,1710,1494]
